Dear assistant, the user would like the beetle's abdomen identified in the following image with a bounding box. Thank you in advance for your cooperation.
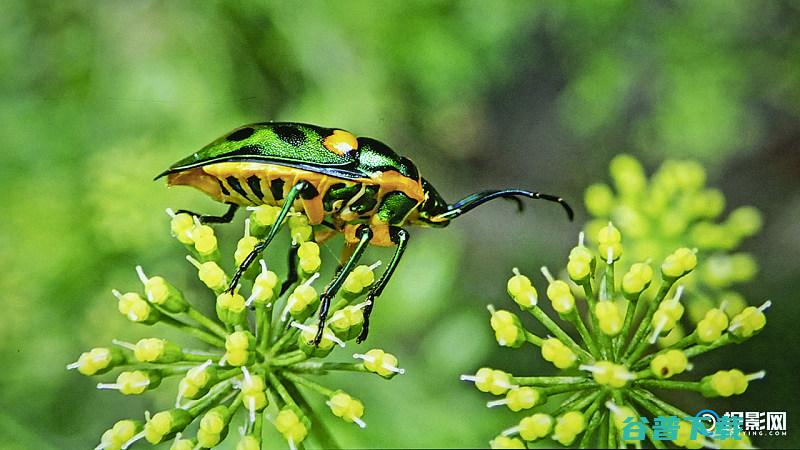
[166,162,424,233]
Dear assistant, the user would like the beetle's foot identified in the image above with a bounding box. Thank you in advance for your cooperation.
[310,325,325,347]
[356,298,375,343]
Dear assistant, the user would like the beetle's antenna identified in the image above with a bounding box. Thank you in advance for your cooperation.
[435,189,573,222]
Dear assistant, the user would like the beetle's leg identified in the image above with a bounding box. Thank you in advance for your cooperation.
[280,243,300,296]
[228,181,311,293]
[357,226,410,343]
[312,224,373,345]
[177,203,239,224]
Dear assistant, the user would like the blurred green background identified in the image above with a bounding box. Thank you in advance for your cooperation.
[2,1,799,448]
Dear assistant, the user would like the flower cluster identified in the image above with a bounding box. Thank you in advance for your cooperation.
[463,224,768,449]
[584,155,762,327]
[69,207,404,450]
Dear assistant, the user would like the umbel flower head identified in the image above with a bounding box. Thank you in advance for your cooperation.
[584,155,762,326]
[69,207,405,450]
[464,224,768,449]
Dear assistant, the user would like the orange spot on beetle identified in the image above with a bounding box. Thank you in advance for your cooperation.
[323,130,358,156]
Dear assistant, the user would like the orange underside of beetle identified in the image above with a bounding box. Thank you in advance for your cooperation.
[167,162,424,247]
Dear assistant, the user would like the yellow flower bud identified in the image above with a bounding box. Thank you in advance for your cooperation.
[507,271,538,308]
[489,436,525,449]
[170,213,195,244]
[518,413,553,441]
[662,247,697,279]
[729,305,767,339]
[133,338,182,363]
[144,409,192,444]
[597,223,623,261]
[99,420,142,450]
[358,349,405,379]
[553,411,586,446]
[505,386,542,412]
[274,408,308,444]
[586,361,633,388]
[541,338,576,369]
[234,235,259,266]
[650,349,689,378]
[195,260,227,291]
[595,301,623,336]
[328,391,366,426]
[489,309,526,348]
[622,262,654,297]
[251,205,281,227]
[546,280,575,314]
[236,436,260,450]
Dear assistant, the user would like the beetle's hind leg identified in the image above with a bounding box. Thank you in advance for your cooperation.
[228,181,312,293]
[280,243,300,296]
[311,224,373,346]
[177,203,239,224]
[357,227,409,343]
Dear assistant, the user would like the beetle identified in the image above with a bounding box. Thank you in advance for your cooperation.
[157,122,573,344]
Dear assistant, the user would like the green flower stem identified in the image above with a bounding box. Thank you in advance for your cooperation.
[270,350,308,367]
[623,280,675,364]
[542,381,596,396]
[568,310,602,359]
[529,306,593,362]
[683,333,733,359]
[630,388,689,418]
[185,379,234,417]
[226,391,244,411]
[607,410,617,449]
[552,387,603,414]
[253,409,264,443]
[634,379,702,392]
[625,332,654,367]
[218,368,242,381]
[283,372,335,397]
[181,352,221,363]
[622,396,667,450]
[615,296,639,360]
[291,384,341,450]
[186,306,228,339]
[512,376,588,386]
[579,406,603,448]
[256,304,272,354]
[289,361,368,375]
[634,368,655,379]
[581,279,601,334]
[632,332,697,370]
[159,365,196,377]
[267,372,299,410]
[598,410,609,450]
[555,390,591,414]
[159,315,226,347]
[523,330,543,347]
[268,327,300,356]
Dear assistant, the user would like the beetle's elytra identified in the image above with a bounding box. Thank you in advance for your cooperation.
[158,122,573,344]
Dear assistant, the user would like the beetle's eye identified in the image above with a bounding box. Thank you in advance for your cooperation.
[323,130,359,157]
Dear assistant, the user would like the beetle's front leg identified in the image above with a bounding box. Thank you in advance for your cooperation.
[357,226,409,343]
[312,224,373,346]
[227,181,311,293]
[177,203,239,224]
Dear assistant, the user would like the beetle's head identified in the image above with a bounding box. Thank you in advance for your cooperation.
[413,180,574,227]
[414,178,452,227]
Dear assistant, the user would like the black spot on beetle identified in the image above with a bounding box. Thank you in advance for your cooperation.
[217,179,230,196]
[270,179,285,201]
[226,176,252,201]
[246,176,265,201]
[273,125,307,147]
[226,127,255,141]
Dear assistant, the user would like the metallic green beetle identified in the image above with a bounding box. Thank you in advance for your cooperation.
[157,122,573,344]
